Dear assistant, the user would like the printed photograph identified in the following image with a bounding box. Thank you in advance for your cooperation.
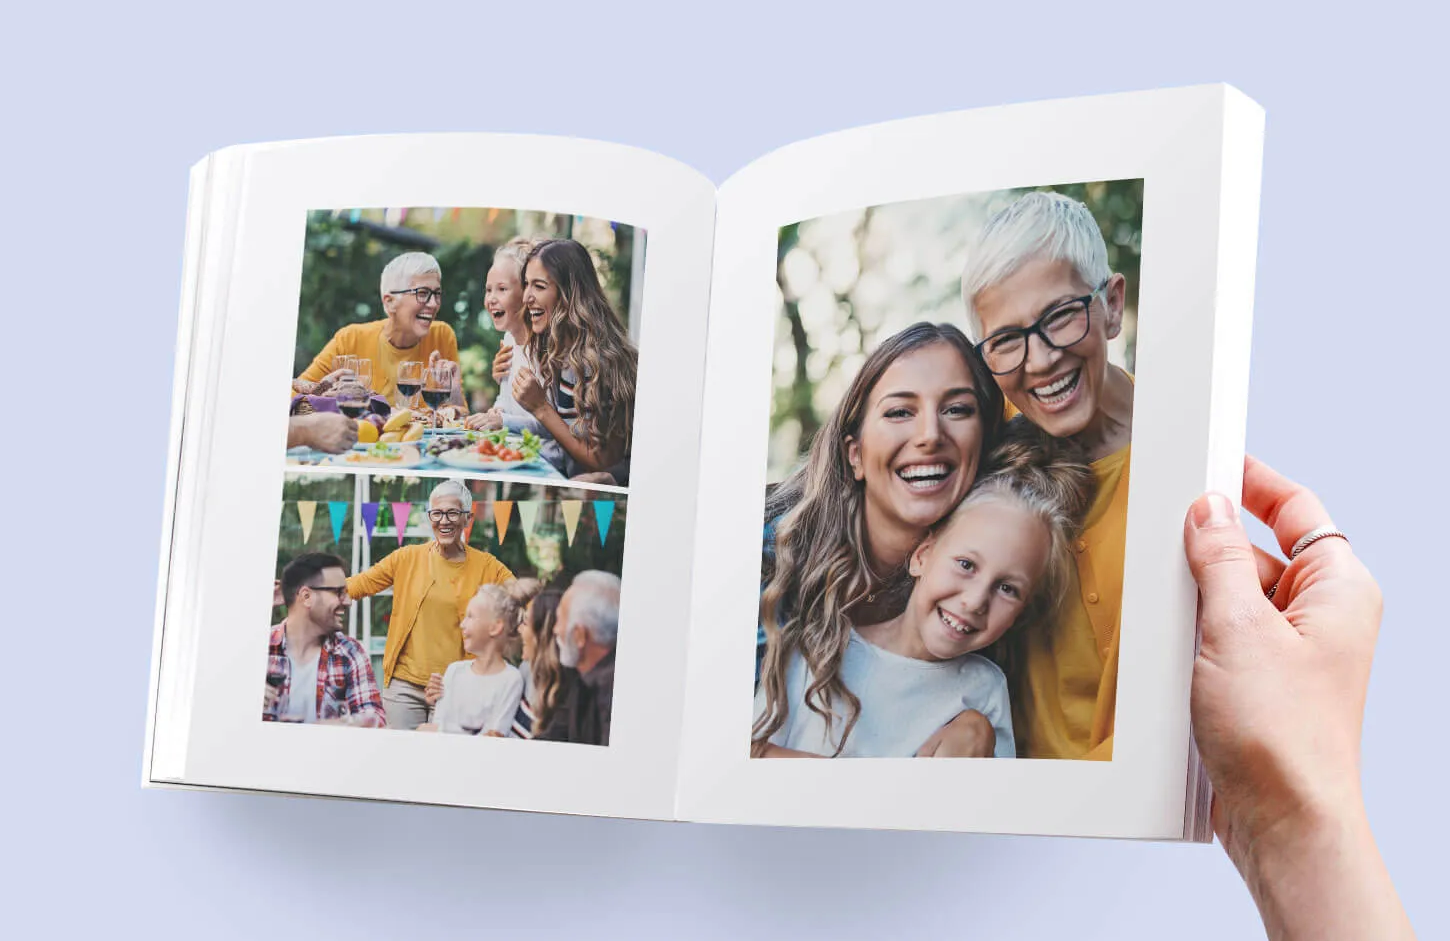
[753,181,1142,761]
[267,473,626,745]
[284,207,643,490]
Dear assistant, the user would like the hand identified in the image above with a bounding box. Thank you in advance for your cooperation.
[492,344,513,382]
[512,365,547,413]
[289,412,358,454]
[427,351,460,390]
[1185,457,1412,939]
[425,672,444,707]
[465,409,504,432]
[415,723,439,733]
[482,730,504,738]
[915,709,995,757]
[263,683,280,718]
[570,472,617,486]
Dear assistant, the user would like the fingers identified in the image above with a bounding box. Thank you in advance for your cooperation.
[1253,545,1286,594]
[1242,456,1337,558]
[1184,493,1273,636]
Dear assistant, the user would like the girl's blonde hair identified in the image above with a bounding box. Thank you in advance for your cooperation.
[474,583,520,635]
[933,418,1095,642]
[752,323,1004,757]
[492,235,538,283]
[523,238,638,461]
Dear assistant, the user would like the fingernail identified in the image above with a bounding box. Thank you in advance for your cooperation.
[1192,492,1238,529]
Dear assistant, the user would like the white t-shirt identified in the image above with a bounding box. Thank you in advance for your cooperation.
[754,630,1015,758]
[495,334,533,421]
[433,660,526,736]
[282,649,320,724]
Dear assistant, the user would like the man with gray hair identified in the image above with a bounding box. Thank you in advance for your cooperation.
[292,250,460,405]
[538,570,620,746]
[961,191,1133,761]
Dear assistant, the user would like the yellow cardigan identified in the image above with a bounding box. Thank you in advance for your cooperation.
[346,542,513,686]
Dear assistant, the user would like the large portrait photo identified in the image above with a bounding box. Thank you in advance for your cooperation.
[753,182,1141,762]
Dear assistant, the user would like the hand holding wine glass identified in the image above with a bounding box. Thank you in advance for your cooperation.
[396,360,424,411]
[421,365,451,427]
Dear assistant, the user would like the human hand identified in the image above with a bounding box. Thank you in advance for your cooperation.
[263,683,280,718]
[915,709,996,757]
[425,672,444,707]
[290,412,358,454]
[492,345,513,382]
[512,366,547,413]
[482,730,504,738]
[465,409,504,432]
[427,351,460,389]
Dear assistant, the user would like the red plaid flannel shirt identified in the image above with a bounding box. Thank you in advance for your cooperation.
[264,622,386,727]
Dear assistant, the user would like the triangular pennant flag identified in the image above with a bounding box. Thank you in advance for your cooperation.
[297,501,317,543]
[347,208,360,223]
[330,208,343,219]
[328,502,348,543]
[360,503,380,540]
[517,501,539,538]
[451,207,462,221]
[593,501,614,545]
[561,501,582,546]
[432,207,445,222]
[486,207,499,223]
[390,502,412,546]
[398,208,409,225]
[464,508,476,544]
[493,501,514,545]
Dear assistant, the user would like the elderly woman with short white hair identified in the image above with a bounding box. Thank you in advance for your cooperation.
[346,479,514,730]
[293,251,460,405]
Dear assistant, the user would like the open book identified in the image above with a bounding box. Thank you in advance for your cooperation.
[144,84,1263,841]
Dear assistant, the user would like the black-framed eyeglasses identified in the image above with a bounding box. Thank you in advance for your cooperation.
[392,287,443,306]
[427,509,466,522]
[306,584,348,598]
[975,279,1110,376]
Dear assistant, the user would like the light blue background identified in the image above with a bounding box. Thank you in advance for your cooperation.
[6,1,1444,937]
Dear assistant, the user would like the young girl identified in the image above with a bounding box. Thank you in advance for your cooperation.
[752,421,1094,758]
[424,585,526,736]
[505,238,638,482]
[467,238,551,439]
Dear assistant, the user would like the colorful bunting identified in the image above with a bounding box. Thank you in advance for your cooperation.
[328,502,348,543]
[464,508,476,544]
[593,501,614,545]
[432,207,445,222]
[493,500,514,545]
[451,207,462,222]
[398,208,409,225]
[561,501,582,546]
[360,503,380,540]
[348,208,360,223]
[297,501,317,543]
[516,501,539,538]
[390,502,412,546]
[487,207,499,224]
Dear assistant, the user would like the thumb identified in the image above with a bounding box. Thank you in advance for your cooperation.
[1183,492,1268,635]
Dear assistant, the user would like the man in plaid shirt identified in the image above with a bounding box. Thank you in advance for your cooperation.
[264,552,386,727]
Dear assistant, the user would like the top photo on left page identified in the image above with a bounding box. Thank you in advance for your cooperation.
[283,206,644,495]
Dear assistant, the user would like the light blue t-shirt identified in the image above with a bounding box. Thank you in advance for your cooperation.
[754,630,1015,758]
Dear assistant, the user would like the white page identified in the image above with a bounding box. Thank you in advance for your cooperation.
[676,86,1262,839]
[149,133,717,821]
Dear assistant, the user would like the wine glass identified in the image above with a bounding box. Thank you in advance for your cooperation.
[397,360,424,412]
[353,358,373,392]
[335,379,369,422]
[421,365,451,427]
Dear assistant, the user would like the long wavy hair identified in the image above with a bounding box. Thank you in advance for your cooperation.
[752,323,1004,756]
[525,589,565,730]
[524,239,638,461]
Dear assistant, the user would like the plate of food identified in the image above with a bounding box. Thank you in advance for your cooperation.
[325,442,426,468]
[432,429,546,472]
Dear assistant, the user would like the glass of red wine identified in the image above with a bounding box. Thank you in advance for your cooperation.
[421,365,451,427]
[335,380,369,422]
[397,360,423,412]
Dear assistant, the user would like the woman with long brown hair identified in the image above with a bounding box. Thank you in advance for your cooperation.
[515,589,565,737]
[754,322,1004,756]
[501,238,638,482]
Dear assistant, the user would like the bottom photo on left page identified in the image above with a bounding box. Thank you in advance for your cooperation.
[266,471,627,747]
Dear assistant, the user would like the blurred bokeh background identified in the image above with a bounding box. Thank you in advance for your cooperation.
[296,207,645,413]
[770,180,1142,482]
